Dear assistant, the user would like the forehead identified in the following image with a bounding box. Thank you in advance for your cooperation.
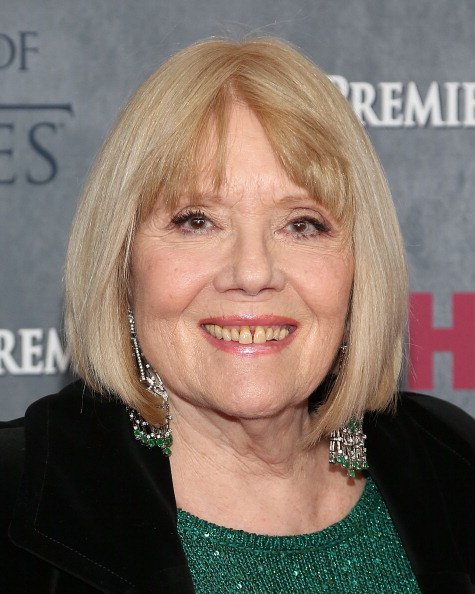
[140,99,352,231]
[191,103,313,204]
[223,103,277,167]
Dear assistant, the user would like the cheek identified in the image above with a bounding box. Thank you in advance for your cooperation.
[294,252,353,320]
[130,243,212,318]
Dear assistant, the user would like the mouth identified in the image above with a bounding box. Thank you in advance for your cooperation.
[199,316,298,354]
[202,323,296,344]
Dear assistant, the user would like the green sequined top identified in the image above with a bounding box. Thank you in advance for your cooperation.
[177,477,421,593]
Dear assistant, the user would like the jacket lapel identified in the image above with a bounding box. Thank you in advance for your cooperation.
[365,399,472,593]
[9,381,194,593]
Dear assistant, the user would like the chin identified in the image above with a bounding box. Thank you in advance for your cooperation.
[213,391,299,421]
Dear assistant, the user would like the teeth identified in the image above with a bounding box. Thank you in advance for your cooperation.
[238,326,252,344]
[279,328,289,340]
[203,323,293,343]
[253,327,266,344]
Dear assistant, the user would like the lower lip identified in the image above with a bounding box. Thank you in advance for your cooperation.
[200,327,297,355]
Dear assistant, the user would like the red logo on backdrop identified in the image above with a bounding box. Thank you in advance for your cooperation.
[409,293,475,390]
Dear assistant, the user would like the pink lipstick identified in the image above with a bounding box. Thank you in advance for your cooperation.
[199,315,298,355]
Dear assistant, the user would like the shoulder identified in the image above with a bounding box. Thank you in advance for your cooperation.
[0,381,97,515]
[396,392,475,469]
[0,417,25,455]
[0,417,26,517]
[399,391,475,436]
[366,392,475,582]
[21,379,99,422]
[365,391,475,494]
[0,383,106,593]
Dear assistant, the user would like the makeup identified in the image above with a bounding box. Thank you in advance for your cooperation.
[199,316,298,355]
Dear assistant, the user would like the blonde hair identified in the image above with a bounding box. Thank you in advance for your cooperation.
[65,37,407,440]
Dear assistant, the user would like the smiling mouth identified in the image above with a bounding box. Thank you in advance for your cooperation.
[202,324,296,344]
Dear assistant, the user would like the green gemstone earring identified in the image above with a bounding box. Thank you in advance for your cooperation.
[128,309,173,457]
[329,418,368,478]
[128,407,173,456]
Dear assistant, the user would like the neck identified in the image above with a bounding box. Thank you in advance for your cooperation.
[172,396,313,474]
[168,395,365,535]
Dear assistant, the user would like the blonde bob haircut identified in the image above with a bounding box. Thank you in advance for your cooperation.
[65,37,408,442]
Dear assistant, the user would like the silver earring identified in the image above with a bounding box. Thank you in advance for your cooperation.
[329,343,368,476]
[332,342,348,376]
[127,309,173,456]
[329,419,368,478]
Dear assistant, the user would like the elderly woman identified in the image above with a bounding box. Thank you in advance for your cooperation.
[1,38,474,594]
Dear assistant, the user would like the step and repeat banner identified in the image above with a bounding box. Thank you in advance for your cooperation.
[1,1,474,419]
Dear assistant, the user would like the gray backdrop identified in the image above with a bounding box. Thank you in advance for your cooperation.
[1,0,474,420]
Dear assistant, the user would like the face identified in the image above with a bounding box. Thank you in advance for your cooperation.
[130,103,354,420]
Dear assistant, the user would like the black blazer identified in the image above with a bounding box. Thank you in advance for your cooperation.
[1,381,474,593]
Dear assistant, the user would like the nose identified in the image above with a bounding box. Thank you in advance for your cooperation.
[213,227,285,296]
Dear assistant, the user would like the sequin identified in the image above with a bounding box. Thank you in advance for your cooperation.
[177,477,421,593]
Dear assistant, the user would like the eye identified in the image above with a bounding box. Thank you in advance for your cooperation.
[170,209,213,233]
[286,216,330,238]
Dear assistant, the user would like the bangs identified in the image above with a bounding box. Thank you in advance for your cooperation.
[132,75,355,234]
[258,110,355,231]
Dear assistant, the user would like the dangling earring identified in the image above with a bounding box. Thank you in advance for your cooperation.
[332,342,348,375]
[329,419,368,478]
[328,342,368,477]
[127,309,173,456]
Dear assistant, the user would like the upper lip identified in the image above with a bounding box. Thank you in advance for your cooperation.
[198,315,298,327]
